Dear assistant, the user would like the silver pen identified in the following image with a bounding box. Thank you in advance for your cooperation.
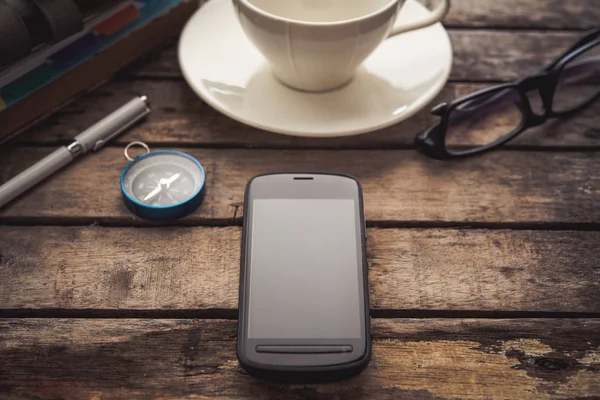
[0,96,151,209]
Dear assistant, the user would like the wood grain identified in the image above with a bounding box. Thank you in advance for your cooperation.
[129,31,581,82]
[0,148,598,225]
[0,2,598,398]
[0,226,598,312]
[424,0,600,29]
[13,80,600,148]
[1,319,598,399]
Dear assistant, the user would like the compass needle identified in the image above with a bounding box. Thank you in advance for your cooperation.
[166,173,181,186]
[143,186,161,202]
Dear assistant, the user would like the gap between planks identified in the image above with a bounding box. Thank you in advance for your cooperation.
[7,141,600,152]
[1,217,600,232]
[1,309,599,320]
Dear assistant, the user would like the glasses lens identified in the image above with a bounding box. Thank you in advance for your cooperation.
[553,42,600,114]
[445,87,524,155]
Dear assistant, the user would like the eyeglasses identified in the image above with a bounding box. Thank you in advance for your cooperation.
[416,28,600,159]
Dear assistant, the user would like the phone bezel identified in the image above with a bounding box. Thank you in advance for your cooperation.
[237,173,370,381]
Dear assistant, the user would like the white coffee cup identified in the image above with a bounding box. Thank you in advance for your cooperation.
[234,0,451,92]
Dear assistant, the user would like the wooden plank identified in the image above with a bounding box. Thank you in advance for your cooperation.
[13,80,600,148]
[449,30,579,82]
[0,148,599,225]
[129,31,581,82]
[1,319,598,399]
[0,226,598,312]
[426,0,600,30]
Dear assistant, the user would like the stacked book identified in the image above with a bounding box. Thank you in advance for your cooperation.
[0,0,197,143]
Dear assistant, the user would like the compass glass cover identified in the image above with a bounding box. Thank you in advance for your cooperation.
[122,153,204,207]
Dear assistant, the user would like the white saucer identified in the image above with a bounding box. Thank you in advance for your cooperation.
[178,0,453,138]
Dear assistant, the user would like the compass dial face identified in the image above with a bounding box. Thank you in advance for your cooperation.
[122,152,204,207]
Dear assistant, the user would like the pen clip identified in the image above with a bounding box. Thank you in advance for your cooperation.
[92,112,146,151]
[75,96,150,152]
[93,128,125,151]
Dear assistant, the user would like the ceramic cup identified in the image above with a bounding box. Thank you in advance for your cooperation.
[234,0,451,92]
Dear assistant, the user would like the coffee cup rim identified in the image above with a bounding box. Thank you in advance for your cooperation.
[238,0,400,26]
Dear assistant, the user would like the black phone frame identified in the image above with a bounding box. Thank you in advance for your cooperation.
[237,172,371,383]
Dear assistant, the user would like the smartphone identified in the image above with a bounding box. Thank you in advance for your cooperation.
[237,173,370,382]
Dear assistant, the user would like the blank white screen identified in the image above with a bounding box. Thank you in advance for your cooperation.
[248,199,362,339]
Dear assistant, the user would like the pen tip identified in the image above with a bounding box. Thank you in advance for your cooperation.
[140,95,151,111]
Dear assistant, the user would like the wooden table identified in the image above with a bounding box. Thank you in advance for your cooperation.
[1,1,599,398]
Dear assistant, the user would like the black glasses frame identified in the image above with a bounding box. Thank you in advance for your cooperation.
[416,28,600,159]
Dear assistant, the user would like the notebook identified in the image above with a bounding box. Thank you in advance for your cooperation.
[0,0,197,143]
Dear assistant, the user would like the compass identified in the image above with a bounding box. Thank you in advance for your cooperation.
[120,143,206,220]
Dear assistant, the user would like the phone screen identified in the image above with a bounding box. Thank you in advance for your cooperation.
[248,198,362,340]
